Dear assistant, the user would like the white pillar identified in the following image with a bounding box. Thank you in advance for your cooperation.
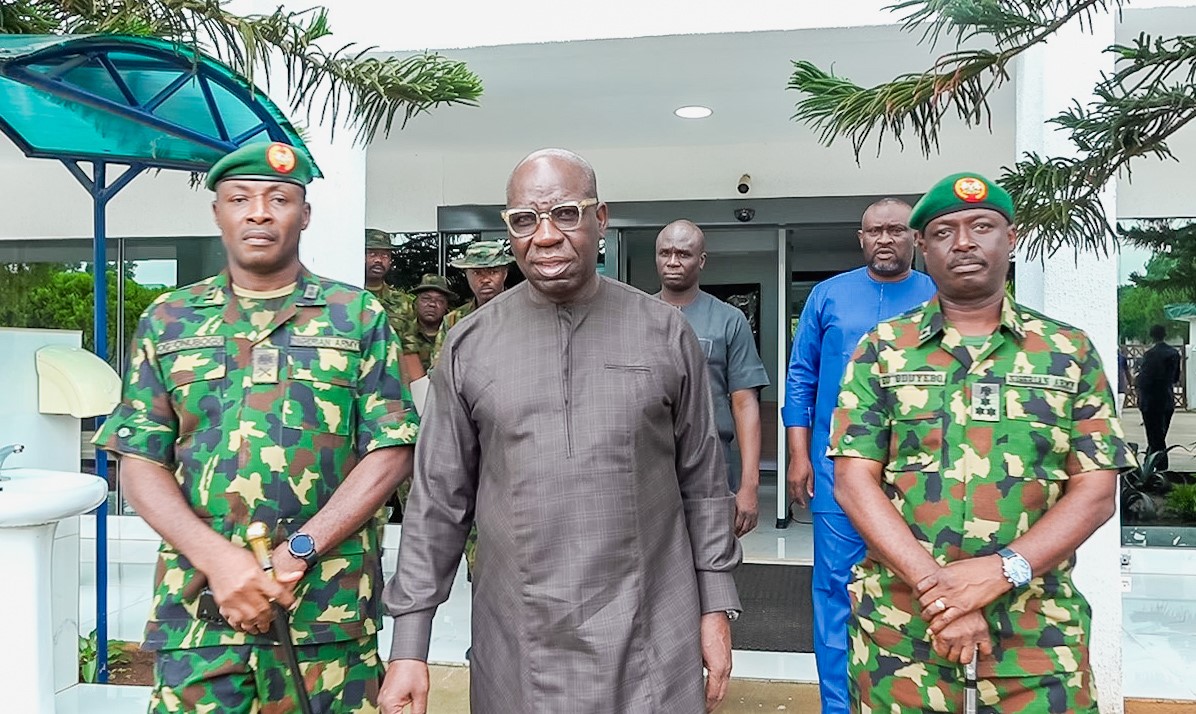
[1014,14,1123,713]
[256,63,368,288]
[299,124,368,287]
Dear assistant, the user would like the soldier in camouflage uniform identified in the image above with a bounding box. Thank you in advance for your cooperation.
[828,172,1134,713]
[364,228,414,339]
[397,273,456,381]
[93,142,419,714]
[430,240,515,370]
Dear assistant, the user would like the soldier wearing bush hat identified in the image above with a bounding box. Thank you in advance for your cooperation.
[95,141,418,711]
[431,240,516,368]
[827,171,1134,713]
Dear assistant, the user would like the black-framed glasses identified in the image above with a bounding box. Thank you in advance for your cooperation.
[501,198,598,238]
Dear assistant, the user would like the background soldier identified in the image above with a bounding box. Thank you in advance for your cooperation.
[94,142,419,713]
[430,240,515,368]
[782,198,935,714]
[655,219,769,537]
[365,228,414,338]
[399,274,456,381]
[829,172,1133,712]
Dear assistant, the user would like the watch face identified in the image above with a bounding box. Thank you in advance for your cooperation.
[290,533,315,556]
[1006,555,1032,585]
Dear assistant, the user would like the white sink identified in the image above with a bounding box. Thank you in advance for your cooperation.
[0,468,107,527]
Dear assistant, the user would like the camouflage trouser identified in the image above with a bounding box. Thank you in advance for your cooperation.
[463,524,478,582]
[148,637,382,714]
[849,627,1099,713]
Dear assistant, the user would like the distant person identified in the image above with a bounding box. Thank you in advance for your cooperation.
[655,219,770,536]
[364,228,413,336]
[399,274,456,380]
[1136,324,1182,468]
[429,241,514,368]
[782,197,936,714]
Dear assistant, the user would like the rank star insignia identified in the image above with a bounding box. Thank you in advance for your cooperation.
[971,383,1000,421]
[954,176,989,203]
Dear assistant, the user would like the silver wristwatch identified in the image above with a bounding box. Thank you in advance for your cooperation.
[725,609,740,622]
[998,547,1032,588]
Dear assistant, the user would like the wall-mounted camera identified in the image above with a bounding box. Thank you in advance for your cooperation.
[734,208,755,223]
[736,174,752,194]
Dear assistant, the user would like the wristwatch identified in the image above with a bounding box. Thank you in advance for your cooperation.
[998,547,1032,588]
[287,532,319,570]
[725,610,740,622]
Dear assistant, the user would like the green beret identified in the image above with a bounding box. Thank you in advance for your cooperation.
[449,241,515,269]
[411,273,458,301]
[205,142,316,191]
[909,172,1014,232]
[365,229,393,251]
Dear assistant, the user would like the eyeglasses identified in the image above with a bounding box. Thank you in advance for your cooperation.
[501,198,598,238]
[860,224,910,238]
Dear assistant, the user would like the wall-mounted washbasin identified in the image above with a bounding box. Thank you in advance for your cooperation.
[0,468,107,527]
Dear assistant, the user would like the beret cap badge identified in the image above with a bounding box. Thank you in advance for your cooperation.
[266,143,297,174]
[953,177,988,203]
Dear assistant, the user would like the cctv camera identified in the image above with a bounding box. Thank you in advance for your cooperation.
[737,174,751,194]
[734,208,755,223]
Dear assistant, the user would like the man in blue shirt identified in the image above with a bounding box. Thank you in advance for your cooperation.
[783,198,936,714]
[657,219,771,536]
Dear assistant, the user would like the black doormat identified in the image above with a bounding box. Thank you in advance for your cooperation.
[730,562,814,653]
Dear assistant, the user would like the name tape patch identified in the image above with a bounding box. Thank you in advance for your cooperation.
[880,372,947,388]
[291,335,360,352]
[157,336,224,355]
[1006,373,1079,394]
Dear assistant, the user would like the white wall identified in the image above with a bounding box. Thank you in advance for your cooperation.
[366,139,1013,232]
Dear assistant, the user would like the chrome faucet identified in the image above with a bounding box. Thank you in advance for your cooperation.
[0,443,24,477]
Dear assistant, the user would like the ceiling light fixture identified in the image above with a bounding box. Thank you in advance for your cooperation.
[674,105,713,119]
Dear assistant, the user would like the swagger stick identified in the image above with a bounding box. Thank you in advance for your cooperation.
[247,522,315,714]
[963,645,978,714]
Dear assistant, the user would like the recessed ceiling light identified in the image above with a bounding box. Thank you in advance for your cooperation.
[674,105,712,119]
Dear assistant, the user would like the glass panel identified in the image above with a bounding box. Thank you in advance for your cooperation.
[390,232,441,293]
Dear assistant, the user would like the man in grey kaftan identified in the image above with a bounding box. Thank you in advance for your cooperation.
[380,149,743,714]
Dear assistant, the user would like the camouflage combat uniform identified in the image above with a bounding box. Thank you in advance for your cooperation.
[828,295,1134,713]
[399,326,438,374]
[368,282,414,339]
[94,269,419,713]
[430,299,476,370]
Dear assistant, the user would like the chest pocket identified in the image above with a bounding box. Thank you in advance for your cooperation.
[284,338,360,436]
[157,341,226,436]
[1001,383,1073,480]
[887,385,944,473]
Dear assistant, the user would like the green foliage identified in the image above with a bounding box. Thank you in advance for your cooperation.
[0,263,167,358]
[1165,483,1196,522]
[1121,221,1196,302]
[0,1,483,142]
[1119,283,1186,344]
[788,1,1196,259]
[78,629,131,684]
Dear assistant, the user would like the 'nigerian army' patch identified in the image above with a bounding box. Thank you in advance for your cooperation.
[1006,373,1079,394]
[291,335,361,351]
[880,371,947,388]
[157,336,224,355]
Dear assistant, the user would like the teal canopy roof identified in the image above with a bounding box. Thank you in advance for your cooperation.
[1165,303,1196,321]
[0,34,319,174]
